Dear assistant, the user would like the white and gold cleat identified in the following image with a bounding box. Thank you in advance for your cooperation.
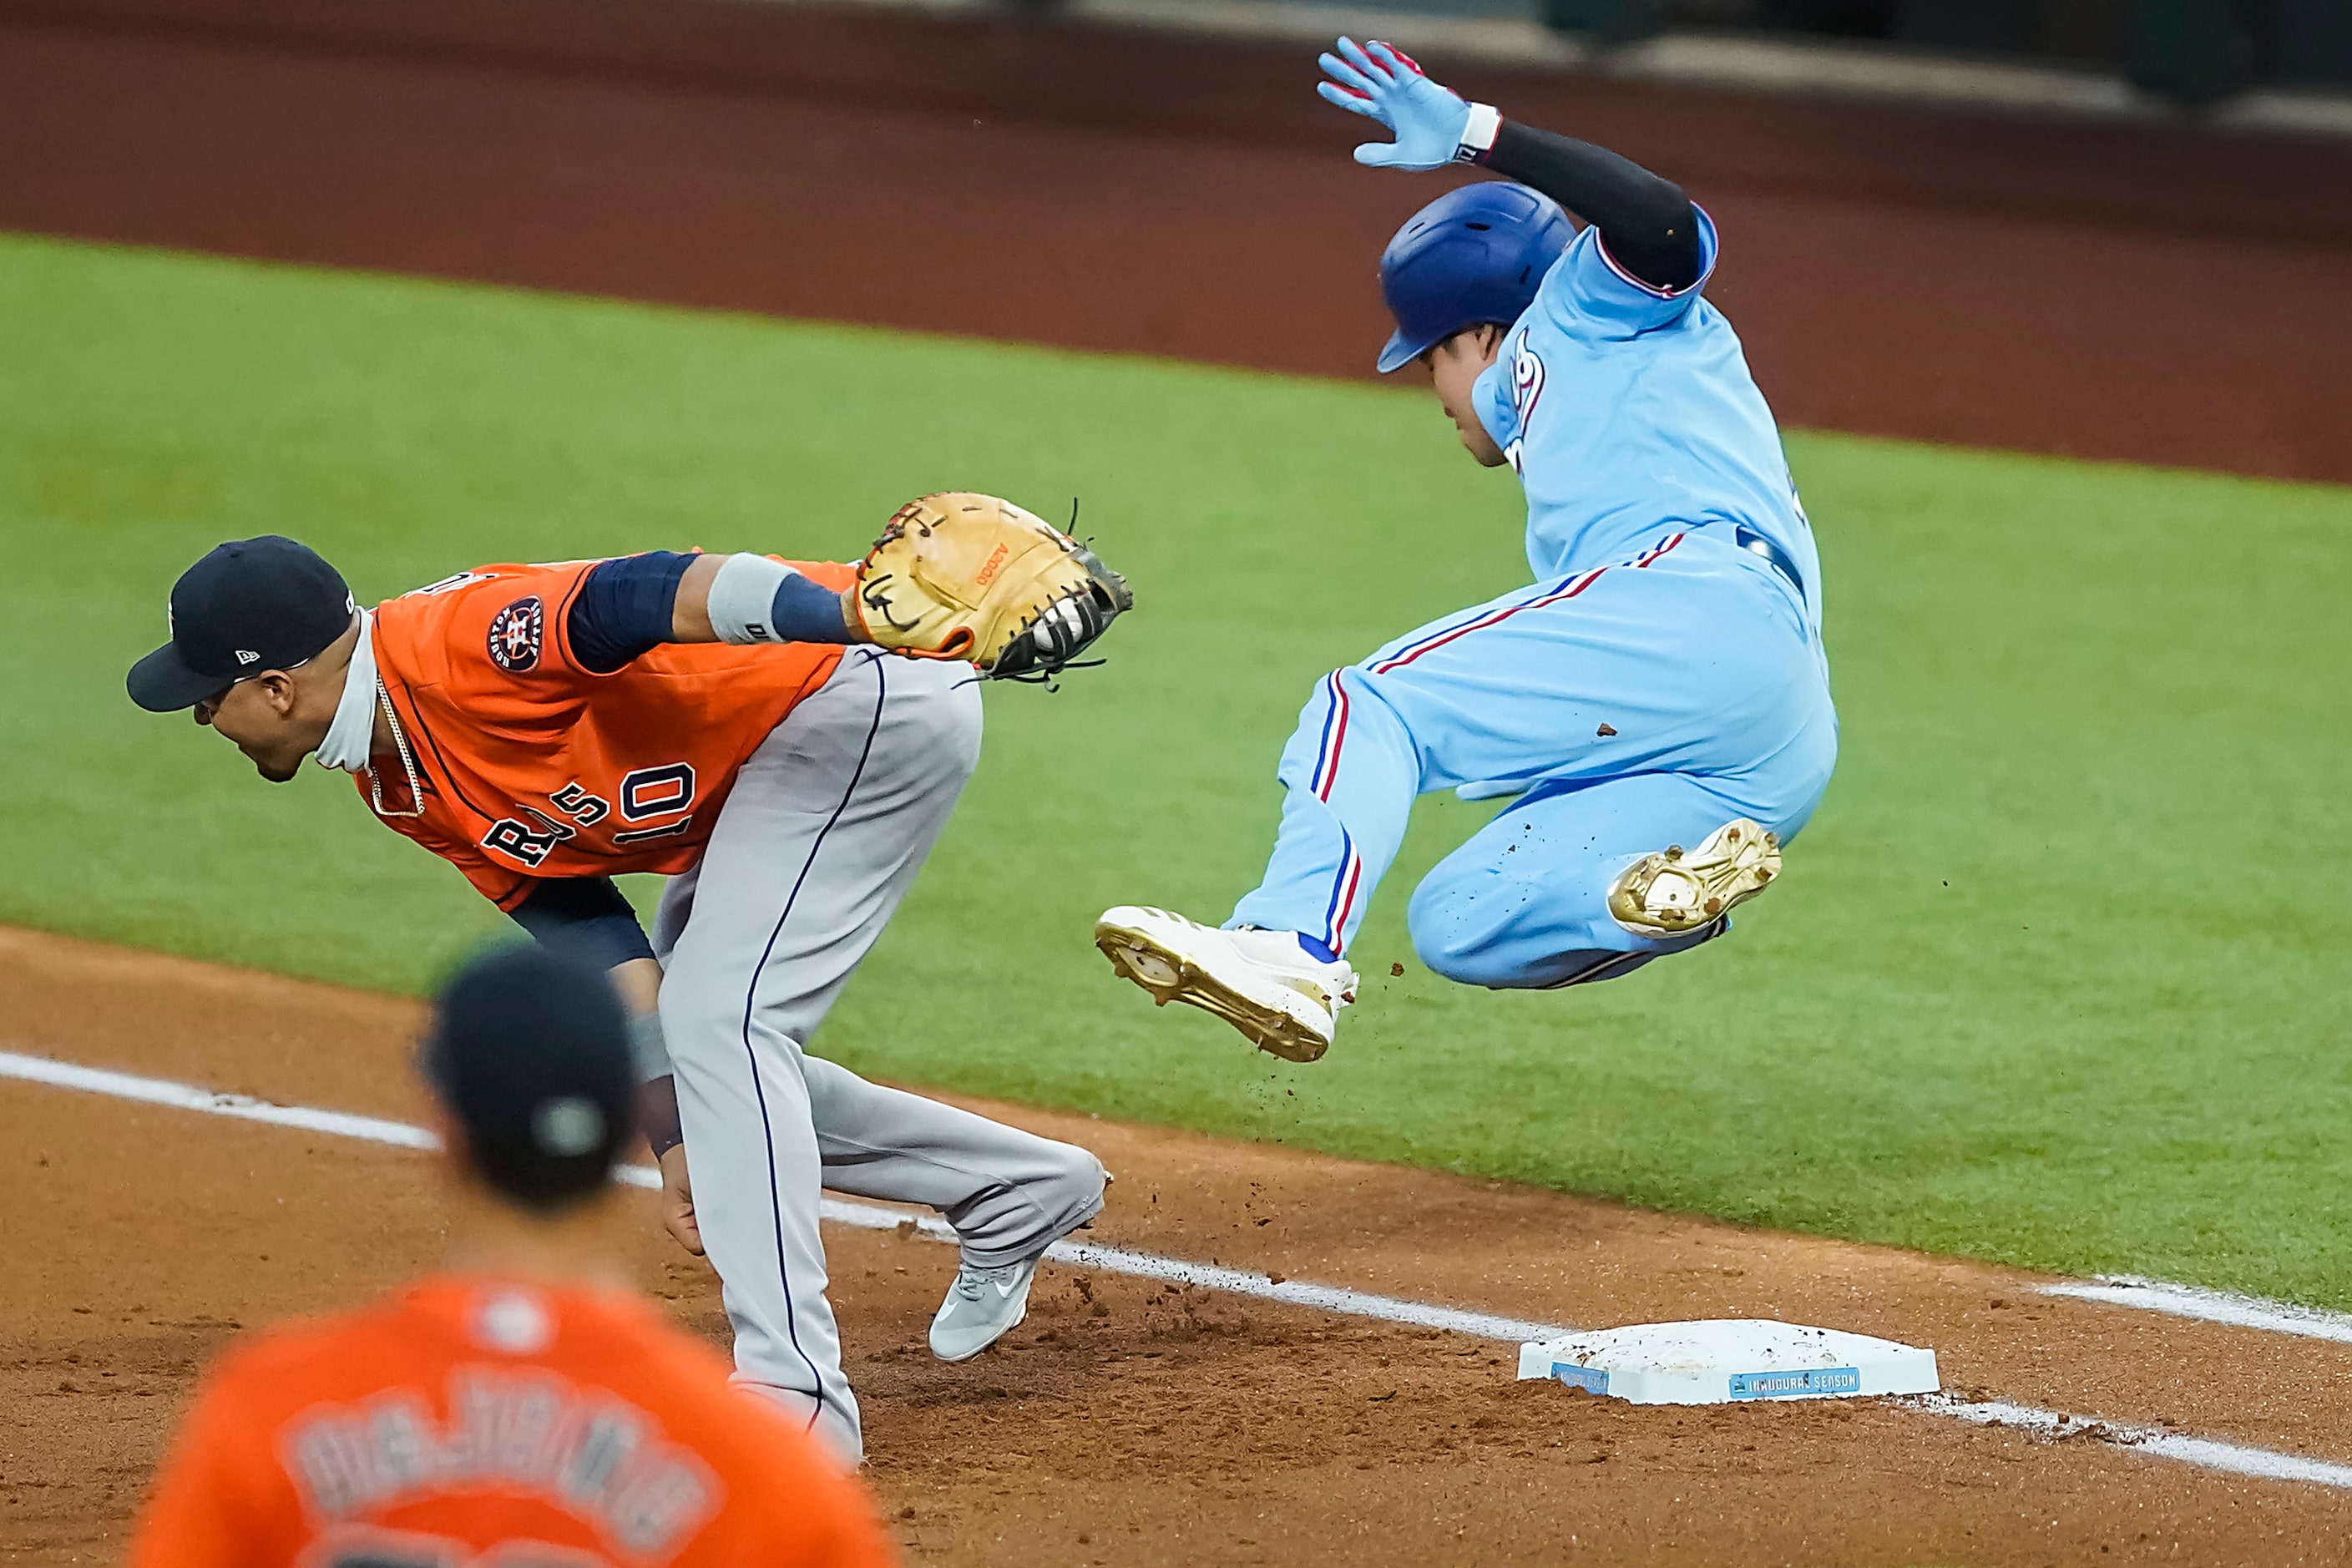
[1606,818,1783,937]
[1094,907,1358,1063]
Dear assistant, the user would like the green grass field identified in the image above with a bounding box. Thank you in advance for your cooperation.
[5,232,2349,1303]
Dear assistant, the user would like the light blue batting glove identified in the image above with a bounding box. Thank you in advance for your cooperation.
[1315,37,1472,170]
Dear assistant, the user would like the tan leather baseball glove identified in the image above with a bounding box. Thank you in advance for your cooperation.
[852,493,1132,680]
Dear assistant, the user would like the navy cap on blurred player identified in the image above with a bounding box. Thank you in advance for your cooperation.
[124,937,896,1567]
[424,943,636,1211]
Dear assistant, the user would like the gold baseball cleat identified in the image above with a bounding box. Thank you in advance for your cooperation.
[1606,818,1782,937]
[1094,906,1357,1064]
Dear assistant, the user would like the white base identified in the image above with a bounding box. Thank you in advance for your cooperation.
[1516,1318,1939,1406]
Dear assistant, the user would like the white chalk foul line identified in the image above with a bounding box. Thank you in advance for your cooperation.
[2036,1277,2352,1347]
[0,1049,1571,1342]
[812,1201,1567,1341]
[0,1048,441,1152]
[8,1045,2352,1494]
[1909,1396,2352,1490]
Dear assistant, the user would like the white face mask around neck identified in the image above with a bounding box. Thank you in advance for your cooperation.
[311,612,377,774]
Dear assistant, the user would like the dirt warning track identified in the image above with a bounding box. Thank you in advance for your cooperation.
[8,925,2352,1565]
[2,0,2349,485]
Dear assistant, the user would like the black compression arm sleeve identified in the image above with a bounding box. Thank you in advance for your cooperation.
[508,877,656,972]
[1479,120,1702,293]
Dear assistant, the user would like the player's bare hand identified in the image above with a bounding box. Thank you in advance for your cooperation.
[1316,38,1473,170]
[658,1144,705,1256]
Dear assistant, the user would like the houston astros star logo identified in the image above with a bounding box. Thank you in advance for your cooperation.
[488,596,544,673]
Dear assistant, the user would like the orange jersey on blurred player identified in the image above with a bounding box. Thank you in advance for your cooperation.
[127,1274,891,1568]
[362,558,859,910]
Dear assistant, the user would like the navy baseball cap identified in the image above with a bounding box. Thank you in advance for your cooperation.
[424,944,635,1212]
[126,535,356,712]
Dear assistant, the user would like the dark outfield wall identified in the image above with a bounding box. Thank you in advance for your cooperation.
[3,0,2348,482]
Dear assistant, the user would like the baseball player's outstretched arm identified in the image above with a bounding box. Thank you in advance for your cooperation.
[1478,124,1700,291]
[1316,38,1702,291]
[567,503,1129,681]
[569,552,859,674]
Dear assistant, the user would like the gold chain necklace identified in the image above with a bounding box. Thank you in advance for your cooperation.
[369,678,427,820]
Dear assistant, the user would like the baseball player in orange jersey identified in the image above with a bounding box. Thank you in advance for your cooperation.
[127,943,892,1568]
[127,508,1131,1464]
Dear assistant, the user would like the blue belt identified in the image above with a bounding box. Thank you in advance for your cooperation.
[1732,524,1803,594]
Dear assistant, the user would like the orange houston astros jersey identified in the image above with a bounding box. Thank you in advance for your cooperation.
[124,1275,892,1568]
[360,559,860,910]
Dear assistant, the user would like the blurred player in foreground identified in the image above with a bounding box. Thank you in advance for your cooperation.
[127,497,1128,1462]
[126,943,891,1568]
[1099,41,1834,1060]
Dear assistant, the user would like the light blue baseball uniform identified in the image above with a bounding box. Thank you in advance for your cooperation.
[1227,209,1838,987]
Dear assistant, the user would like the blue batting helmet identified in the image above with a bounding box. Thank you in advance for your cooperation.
[1374,181,1573,374]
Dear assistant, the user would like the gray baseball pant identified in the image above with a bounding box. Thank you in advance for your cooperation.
[650,648,1106,1464]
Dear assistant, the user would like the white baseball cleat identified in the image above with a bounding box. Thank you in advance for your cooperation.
[929,1255,1041,1363]
[1094,907,1359,1063]
[1606,817,1782,937]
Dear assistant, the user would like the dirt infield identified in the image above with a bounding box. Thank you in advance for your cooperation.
[9,925,2352,1565]
[3,0,2350,484]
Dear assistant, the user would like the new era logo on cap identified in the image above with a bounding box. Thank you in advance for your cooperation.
[235,650,260,665]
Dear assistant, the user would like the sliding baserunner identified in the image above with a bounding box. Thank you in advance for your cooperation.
[1097,40,1834,1060]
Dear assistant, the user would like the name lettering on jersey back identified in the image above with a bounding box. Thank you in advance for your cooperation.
[281,1367,721,1560]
